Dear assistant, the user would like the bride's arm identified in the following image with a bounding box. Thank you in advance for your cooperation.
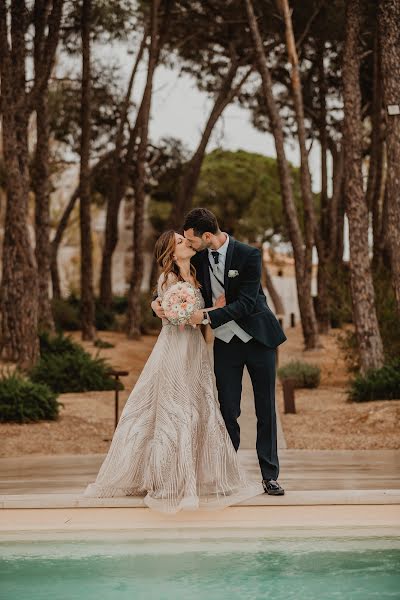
[151,273,180,319]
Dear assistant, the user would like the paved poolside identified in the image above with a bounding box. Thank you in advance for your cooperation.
[1,448,399,497]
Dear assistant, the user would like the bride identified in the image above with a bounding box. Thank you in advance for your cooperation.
[84,230,262,513]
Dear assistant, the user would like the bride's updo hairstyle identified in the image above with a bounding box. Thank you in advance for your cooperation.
[154,230,200,290]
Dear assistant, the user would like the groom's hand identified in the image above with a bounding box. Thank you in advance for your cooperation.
[190,309,205,325]
[151,298,165,319]
[214,294,226,308]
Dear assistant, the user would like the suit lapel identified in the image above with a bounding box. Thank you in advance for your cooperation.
[198,250,212,307]
[224,236,235,292]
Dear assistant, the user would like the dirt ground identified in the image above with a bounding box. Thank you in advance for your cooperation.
[0,326,399,457]
[275,326,400,450]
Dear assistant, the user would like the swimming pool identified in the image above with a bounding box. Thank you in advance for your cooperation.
[1,535,399,600]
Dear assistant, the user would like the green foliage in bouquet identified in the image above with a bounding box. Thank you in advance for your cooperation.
[277,361,321,389]
[348,359,400,402]
[0,371,60,423]
[29,332,120,394]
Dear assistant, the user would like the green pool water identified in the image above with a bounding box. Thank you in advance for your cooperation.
[1,537,399,600]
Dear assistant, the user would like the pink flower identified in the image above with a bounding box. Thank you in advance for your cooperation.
[161,282,197,327]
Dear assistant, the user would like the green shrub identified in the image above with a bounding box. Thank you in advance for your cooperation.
[337,329,360,373]
[94,301,116,330]
[30,351,118,393]
[0,371,60,423]
[94,338,115,349]
[53,291,160,335]
[39,331,81,356]
[30,332,120,394]
[348,359,400,402]
[277,360,321,389]
[327,263,353,328]
[112,295,128,314]
[53,294,131,332]
[373,267,400,361]
[339,267,400,373]
[52,298,80,332]
[140,292,162,334]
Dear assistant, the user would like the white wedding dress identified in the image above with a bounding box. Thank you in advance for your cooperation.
[84,274,262,513]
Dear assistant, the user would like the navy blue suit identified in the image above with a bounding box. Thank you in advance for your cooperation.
[192,237,286,480]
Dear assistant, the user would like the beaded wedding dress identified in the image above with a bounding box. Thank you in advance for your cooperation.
[84,274,262,513]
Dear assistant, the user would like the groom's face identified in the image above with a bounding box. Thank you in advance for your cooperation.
[184,228,211,252]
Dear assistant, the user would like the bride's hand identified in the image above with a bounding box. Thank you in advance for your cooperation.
[214,294,226,308]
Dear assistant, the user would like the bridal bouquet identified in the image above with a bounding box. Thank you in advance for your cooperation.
[161,281,198,327]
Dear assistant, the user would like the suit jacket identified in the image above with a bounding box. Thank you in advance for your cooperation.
[192,236,287,349]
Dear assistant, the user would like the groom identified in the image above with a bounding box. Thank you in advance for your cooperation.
[153,208,286,495]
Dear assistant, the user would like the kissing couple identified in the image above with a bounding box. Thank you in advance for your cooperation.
[85,208,287,513]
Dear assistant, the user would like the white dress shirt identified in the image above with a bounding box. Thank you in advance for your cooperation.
[208,234,252,344]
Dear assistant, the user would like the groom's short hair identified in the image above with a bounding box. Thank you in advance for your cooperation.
[183,208,220,237]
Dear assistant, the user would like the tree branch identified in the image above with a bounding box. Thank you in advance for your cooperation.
[27,0,63,112]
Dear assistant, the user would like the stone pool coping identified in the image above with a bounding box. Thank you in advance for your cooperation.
[1,505,400,536]
[1,490,399,538]
[0,489,399,509]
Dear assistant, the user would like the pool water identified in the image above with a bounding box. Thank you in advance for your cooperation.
[1,537,399,600]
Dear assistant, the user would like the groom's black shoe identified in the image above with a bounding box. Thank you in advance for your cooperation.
[262,479,285,495]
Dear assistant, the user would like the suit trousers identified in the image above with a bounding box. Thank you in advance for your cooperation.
[213,336,279,481]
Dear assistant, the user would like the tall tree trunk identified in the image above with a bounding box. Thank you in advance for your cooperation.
[335,184,345,265]
[379,0,400,314]
[79,0,96,340]
[0,2,39,369]
[245,0,319,349]
[328,140,345,261]
[315,37,330,333]
[32,92,55,333]
[168,62,253,229]
[127,0,161,339]
[343,0,384,372]
[280,0,320,342]
[50,152,113,300]
[50,188,80,300]
[0,0,62,366]
[366,29,386,270]
[50,189,79,300]
[31,0,62,333]
[99,30,147,308]
[264,263,285,316]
